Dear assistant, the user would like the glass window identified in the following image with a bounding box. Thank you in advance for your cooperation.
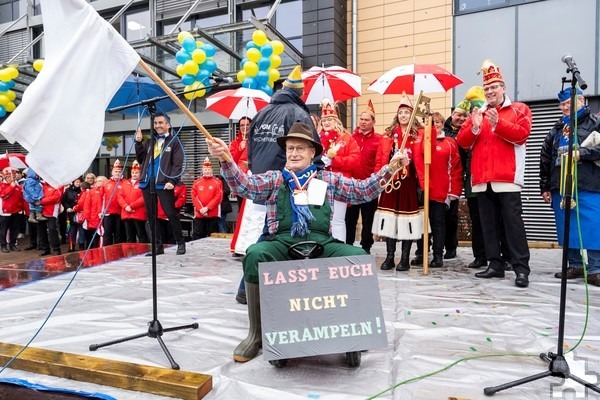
[194,13,229,29]
[454,0,545,14]
[274,1,302,38]
[162,20,192,36]
[125,10,151,41]
[0,0,20,24]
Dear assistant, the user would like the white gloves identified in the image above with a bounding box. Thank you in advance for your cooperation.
[322,155,332,168]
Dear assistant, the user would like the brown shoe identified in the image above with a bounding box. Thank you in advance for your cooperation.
[554,267,584,279]
[587,274,600,287]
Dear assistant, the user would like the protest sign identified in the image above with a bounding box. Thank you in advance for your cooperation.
[259,255,387,361]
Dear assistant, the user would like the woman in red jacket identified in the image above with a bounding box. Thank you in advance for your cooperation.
[373,94,425,271]
[83,176,106,248]
[319,100,360,241]
[229,117,251,174]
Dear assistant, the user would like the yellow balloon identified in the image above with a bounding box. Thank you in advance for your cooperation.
[252,30,268,46]
[5,101,15,112]
[176,64,187,77]
[196,40,204,48]
[237,69,247,83]
[6,90,15,101]
[268,68,280,82]
[271,40,284,55]
[0,69,10,82]
[269,55,282,69]
[177,31,194,44]
[267,80,274,88]
[191,49,207,64]
[246,48,261,63]
[184,82,205,100]
[5,67,18,80]
[0,95,9,106]
[183,60,199,76]
[243,61,259,77]
[33,59,44,72]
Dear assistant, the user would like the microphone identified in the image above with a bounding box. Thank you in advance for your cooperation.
[561,54,587,90]
[212,76,234,84]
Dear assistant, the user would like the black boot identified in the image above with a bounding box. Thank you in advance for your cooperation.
[1,245,8,253]
[430,254,443,268]
[396,240,412,271]
[79,243,86,251]
[380,238,397,270]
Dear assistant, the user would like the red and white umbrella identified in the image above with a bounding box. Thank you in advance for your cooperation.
[301,66,362,105]
[0,152,27,170]
[205,88,271,120]
[367,64,463,95]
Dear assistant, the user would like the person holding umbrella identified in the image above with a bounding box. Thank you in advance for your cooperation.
[0,167,23,253]
[372,94,426,271]
[229,117,251,174]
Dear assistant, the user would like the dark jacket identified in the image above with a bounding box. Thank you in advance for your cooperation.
[217,175,232,214]
[540,108,600,193]
[135,134,184,187]
[247,89,321,174]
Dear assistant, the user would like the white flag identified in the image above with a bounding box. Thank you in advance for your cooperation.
[0,0,140,187]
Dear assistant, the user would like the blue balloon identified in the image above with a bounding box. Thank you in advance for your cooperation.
[201,43,216,58]
[245,40,259,51]
[175,49,191,64]
[203,59,217,74]
[257,57,271,71]
[256,70,269,85]
[181,74,196,86]
[182,37,197,53]
[260,43,273,58]
[259,84,273,96]
[0,82,8,91]
[196,69,211,83]
[242,77,257,89]
[7,80,15,89]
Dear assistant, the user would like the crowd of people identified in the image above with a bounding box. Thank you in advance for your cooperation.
[2,60,598,299]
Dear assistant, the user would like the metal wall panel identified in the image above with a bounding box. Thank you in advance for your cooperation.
[0,29,28,63]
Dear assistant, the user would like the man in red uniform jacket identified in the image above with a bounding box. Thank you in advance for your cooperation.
[191,157,223,239]
[38,180,64,256]
[118,160,147,243]
[345,100,382,253]
[456,60,532,288]
[102,159,124,245]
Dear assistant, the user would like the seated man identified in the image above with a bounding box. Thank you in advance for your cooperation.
[207,122,409,362]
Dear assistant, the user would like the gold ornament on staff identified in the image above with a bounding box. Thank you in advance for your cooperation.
[382,92,430,193]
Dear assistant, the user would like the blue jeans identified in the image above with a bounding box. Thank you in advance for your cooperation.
[569,248,600,275]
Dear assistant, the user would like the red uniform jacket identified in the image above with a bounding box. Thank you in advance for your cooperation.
[351,128,382,179]
[414,136,463,203]
[456,97,531,188]
[118,179,146,221]
[0,182,22,215]
[40,183,63,218]
[84,186,103,229]
[320,129,361,178]
[157,182,187,220]
[102,178,123,215]
[229,132,249,173]
[191,176,222,218]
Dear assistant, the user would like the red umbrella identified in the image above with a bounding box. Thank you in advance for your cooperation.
[0,152,27,170]
[301,66,362,105]
[367,64,463,95]
[205,88,271,120]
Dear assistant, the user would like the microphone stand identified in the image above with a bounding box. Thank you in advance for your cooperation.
[88,86,213,369]
[483,67,599,396]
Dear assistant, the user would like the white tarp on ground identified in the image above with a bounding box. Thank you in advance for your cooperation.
[0,238,598,399]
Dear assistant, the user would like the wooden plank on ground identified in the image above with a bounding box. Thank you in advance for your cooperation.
[0,342,212,400]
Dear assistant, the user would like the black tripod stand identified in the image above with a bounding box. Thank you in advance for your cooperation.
[89,97,198,370]
[484,59,600,396]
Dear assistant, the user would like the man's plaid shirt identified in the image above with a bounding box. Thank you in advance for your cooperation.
[220,161,394,235]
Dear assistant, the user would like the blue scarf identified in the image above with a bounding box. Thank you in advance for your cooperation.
[282,165,317,237]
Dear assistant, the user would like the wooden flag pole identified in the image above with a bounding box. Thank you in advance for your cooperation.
[139,60,232,162]
[422,113,432,276]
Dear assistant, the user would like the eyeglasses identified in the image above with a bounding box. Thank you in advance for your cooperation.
[286,145,314,154]
[484,84,502,92]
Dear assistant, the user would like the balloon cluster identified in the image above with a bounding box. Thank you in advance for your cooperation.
[175,31,218,100]
[0,67,18,118]
[102,135,122,151]
[237,30,284,96]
